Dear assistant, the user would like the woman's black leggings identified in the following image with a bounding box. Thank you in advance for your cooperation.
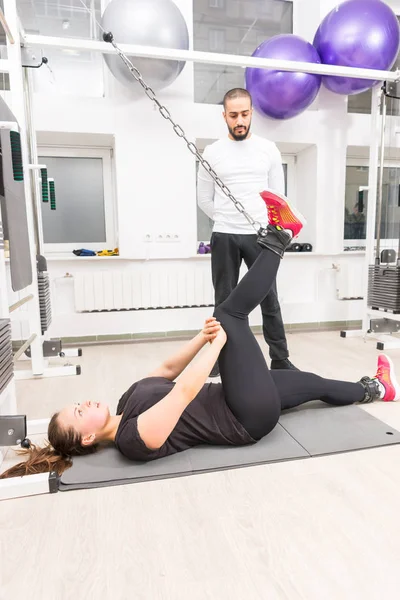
[214,247,365,440]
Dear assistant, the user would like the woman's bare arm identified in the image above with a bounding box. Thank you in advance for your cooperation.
[137,328,226,450]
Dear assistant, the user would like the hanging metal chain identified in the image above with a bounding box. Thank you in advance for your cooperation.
[103,32,261,233]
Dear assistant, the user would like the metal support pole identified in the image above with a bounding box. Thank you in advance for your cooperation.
[375,94,387,264]
[23,67,45,255]
[21,34,400,83]
[5,0,44,376]
[361,86,383,335]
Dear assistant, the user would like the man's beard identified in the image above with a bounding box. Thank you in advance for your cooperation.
[228,123,251,141]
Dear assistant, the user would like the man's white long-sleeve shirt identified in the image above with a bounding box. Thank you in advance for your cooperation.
[197,134,285,234]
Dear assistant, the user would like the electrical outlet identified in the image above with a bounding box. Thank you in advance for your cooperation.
[143,233,153,242]
[157,233,180,243]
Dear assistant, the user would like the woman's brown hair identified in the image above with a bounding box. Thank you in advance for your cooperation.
[0,412,98,479]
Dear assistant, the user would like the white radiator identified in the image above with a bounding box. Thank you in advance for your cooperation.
[335,263,364,300]
[74,267,215,312]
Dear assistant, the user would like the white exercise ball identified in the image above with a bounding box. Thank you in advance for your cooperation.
[101,0,189,91]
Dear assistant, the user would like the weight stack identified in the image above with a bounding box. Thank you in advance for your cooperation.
[0,319,14,394]
[367,265,400,312]
[37,256,52,334]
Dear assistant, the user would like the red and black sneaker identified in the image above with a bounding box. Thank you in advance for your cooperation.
[259,190,306,239]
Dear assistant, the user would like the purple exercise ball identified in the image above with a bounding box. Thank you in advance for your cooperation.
[314,0,400,95]
[245,34,322,120]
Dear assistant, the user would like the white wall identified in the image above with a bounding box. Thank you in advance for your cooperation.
[10,0,393,339]
[293,0,321,43]
[296,145,317,249]
[7,251,365,340]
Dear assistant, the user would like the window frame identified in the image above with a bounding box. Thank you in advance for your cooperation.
[344,157,400,247]
[283,154,296,200]
[38,145,116,254]
[193,0,293,105]
[208,28,226,52]
[209,0,225,8]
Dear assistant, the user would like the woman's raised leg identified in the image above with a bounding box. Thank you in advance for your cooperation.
[214,194,398,441]
[215,194,304,440]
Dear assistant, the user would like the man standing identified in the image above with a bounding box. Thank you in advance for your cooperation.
[197,87,298,375]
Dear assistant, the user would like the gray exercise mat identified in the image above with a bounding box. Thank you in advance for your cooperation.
[59,424,307,491]
[59,404,400,492]
[280,401,400,455]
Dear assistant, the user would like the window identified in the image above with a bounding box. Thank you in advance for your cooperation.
[209,29,225,52]
[193,0,293,104]
[38,146,115,253]
[197,154,293,242]
[347,80,400,117]
[16,0,102,40]
[0,73,10,91]
[17,1,105,97]
[344,160,400,245]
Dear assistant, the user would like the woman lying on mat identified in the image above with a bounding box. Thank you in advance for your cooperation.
[1,192,399,479]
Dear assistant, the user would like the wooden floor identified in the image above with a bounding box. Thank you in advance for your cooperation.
[1,331,400,600]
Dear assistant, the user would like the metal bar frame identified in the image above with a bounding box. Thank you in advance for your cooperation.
[342,86,400,349]
[22,34,400,83]
[363,86,383,334]
[0,2,82,385]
